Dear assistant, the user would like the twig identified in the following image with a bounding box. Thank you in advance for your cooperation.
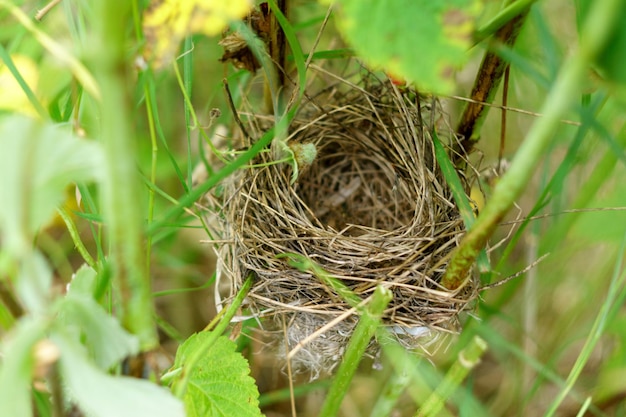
[35,0,62,21]
[447,95,581,126]
[454,6,530,161]
[223,78,253,143]
[480,253,549,290]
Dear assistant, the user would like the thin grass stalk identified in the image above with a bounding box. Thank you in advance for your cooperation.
[93,0,157,348]
[493,94,605,274]
[540,121,626,254]
[442,0,623,289]
[319,286,392,417]
[147,101,302,234]
[131,0,160,278]
[171,275,254,398]
[56,207,96,270]
[0,44,48,118]
[369,370,411,417]
[258,380,332,407]
[183,36,194,188]
[474,323,605,415]
[544,235,626,416]
[416,336,487,417]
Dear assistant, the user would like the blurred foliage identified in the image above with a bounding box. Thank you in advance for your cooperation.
[0,0,625,416]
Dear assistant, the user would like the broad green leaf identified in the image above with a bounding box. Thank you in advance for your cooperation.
[0,115,104,255]
[172,333,261,417]
[55,336,184,417]
[327,0,482,94]
[15,249,53,314]
[0,318,47,417]
[57,293,139,369]
[66,264,98,298]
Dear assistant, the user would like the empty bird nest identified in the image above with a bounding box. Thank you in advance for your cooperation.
[202,68,479,376]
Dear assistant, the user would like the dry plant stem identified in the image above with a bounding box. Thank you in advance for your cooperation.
[269,0,287,91]
[454,6,529,160]
[415,336,487,417]
[209,76,476,372]
[49,363,65,417]
[34,0,61,21]
[442,0,623,289]
[93,0,157,348]
[0,282,23,320]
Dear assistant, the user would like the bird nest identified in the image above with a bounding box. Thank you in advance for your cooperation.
[204,71,478,376]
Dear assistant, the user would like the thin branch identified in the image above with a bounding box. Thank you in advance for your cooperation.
[454,7,530,162]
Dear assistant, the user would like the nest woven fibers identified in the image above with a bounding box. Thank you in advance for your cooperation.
[204,69,479,376]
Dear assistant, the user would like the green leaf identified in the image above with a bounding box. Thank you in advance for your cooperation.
[0,115,104,254]
[55,336,184,417]
[15,249,53,314]
[327,0,482,94]
[0,318,47,417]
[66,263,98,298]
[56,293,139,369]
[595,4,626,84]
[172,334,261,417]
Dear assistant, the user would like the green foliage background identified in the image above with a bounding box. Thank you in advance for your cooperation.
[1,0,626,416]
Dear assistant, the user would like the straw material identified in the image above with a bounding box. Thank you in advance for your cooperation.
[204,70,478,375]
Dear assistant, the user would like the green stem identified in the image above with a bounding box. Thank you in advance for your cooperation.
[319,286,393,417]
[56,207,96,270]
[93,0,157,348]
[132,0,158,281]
[415,336,487,417]
[172,275,253,397]
[442,0,623,290]
[473,0,537,45]
[369,370,411,417]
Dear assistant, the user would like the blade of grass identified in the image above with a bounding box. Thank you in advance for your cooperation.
[259,380,332,407]
[0,44,47,118]
[494,94,605,272]
[170,274,253,397]
[442,0,623,290]
[432,130,491,279]
[56,207,96,270]
[182,36,195,188]
[147,100,302,235]
[473,0,537,45]
[544,234,626,416]
[278,253,362,307]
[472,322,605,415]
